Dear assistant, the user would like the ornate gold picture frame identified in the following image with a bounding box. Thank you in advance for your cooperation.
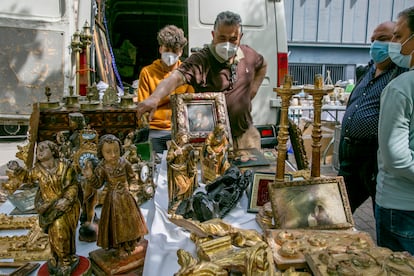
[268,176,354,230]
[171,92,232,145]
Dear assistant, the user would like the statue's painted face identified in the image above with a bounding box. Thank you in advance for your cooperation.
[101,141,120,166]
[37,141,53,162]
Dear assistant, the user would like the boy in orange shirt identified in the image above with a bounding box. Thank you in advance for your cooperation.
[137,25,194,153]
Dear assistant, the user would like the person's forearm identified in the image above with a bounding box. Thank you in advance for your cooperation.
[150,70,185,101]
[250,61,267,99]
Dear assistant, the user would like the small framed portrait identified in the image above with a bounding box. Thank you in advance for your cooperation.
[248,172,292,213]
[171,93,232,145]
[268,176,354,230]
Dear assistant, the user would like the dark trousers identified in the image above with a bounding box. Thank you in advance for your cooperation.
[338,136,378,213]
[150,133,171,154]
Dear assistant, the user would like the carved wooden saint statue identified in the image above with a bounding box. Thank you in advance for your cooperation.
[201,123,231,183]
[166,131,199,213]
[16,140,81,275]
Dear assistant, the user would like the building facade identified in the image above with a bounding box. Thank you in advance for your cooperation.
[285,0,413,85]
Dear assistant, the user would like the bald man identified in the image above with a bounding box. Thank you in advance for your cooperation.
[338,21,408,213]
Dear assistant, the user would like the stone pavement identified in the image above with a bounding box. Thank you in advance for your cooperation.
[354,198,376,243]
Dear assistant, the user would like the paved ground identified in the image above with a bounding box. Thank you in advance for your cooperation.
[0,139,377,243]
[353,198,376,243]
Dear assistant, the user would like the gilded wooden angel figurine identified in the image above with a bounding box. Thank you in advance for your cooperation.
[82,134,148,257]
[166,131,198,213]
[17,140,81,275]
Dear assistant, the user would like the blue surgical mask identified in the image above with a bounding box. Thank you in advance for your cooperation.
[369,40,390,63]
[388,34,414,68]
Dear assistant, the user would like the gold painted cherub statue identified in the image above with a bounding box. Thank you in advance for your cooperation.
[82,134,148,258]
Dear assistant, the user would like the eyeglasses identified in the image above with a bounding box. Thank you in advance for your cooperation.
[229,63,238,89]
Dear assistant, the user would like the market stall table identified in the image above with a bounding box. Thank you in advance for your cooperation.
[0,151,261,276]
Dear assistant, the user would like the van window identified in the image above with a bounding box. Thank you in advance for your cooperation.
[0,0,62,19]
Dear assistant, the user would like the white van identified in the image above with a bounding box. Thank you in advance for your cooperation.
[0,0,288,141]
[0,0,93,137]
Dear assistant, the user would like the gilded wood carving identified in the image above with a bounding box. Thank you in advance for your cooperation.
[0,214,51,261]
[265,229,375,270]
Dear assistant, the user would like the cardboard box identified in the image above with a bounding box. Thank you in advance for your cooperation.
[299,120,338,165]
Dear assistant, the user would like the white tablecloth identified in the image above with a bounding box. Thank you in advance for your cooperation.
[0,152,261,275]
[142,152,260,275]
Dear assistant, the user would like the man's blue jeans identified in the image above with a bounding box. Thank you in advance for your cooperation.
[375,204,414,254]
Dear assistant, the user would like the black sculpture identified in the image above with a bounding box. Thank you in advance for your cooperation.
[176,165,252,222]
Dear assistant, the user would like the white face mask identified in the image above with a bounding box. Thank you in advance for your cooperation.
[161,52,179,66]
[215,42,238,61]
[388,34,414,68]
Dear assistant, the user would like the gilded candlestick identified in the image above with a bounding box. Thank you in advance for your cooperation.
[273,75,301,182]
[81,21,92,87]
[71,30,82,95]
[303,74,334,177]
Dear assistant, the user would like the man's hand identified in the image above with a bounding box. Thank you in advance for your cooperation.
[136,97,159,122]
[136,70,185,120]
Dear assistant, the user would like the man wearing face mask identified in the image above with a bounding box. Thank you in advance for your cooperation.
[338,21,407,214]
[137,25,194,153]
[376,6,414,254]
[136,11,267,150]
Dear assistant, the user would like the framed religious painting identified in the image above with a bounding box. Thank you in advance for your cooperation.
[171,92,232,146]
[268,176,354,230]
[247,172,292,213]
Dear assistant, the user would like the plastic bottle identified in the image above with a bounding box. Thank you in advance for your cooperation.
[345,79,355,93]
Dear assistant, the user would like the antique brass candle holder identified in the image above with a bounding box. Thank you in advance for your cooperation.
[102,86,119,106]
[80,88,100,110]
[39,86,60,110]
[119,89,136,108]
[64,85,79,108]
[119,95,136,108]
[273,75,302,182]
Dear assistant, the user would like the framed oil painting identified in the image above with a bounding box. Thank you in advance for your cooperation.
[232,148,271,168]
[248,172,292,213]
[171,92,232,145]
[268,176,354,230]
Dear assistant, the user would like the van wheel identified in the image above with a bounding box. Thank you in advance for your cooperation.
[0,124,28,137]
